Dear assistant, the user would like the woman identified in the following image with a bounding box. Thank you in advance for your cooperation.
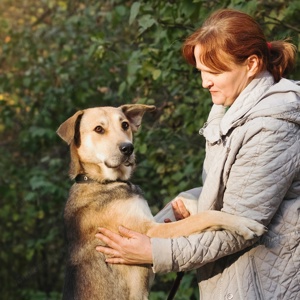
[95,9,300,299]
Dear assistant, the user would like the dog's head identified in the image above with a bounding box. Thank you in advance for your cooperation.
[57,104,155,181]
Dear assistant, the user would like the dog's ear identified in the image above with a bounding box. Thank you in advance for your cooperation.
[57,110,84,145]
[120,104,156,132]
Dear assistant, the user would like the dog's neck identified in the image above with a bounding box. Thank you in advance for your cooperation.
[73,173,144,196]
[72,161,133,182]
[74,173,130,185]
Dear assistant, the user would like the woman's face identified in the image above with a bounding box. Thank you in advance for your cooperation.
[194,44,253,107]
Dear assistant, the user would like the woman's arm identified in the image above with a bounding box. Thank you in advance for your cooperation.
[152,121,298,273]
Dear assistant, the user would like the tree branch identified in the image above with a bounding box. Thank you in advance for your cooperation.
[265,15,300,33]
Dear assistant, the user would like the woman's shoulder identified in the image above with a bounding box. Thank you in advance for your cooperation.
[270,77,300,94]
[230,114,299,152]
[244,78,300,127]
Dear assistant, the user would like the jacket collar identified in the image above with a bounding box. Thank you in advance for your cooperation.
[220,71,275,136]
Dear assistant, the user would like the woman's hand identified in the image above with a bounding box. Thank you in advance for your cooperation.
[164,197,190,223]
[95,226,153,265]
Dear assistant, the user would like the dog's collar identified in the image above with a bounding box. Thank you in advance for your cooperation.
[75,174,130,185]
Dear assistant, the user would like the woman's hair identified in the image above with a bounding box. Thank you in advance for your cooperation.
[182,9,297,82]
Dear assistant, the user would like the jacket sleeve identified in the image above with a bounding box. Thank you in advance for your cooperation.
[151,118,299,273]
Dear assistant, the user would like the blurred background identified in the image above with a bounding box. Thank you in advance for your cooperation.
[0,0,299,299]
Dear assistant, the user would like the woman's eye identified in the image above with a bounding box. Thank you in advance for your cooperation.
[121,121,130,131]
[94,126,105,134]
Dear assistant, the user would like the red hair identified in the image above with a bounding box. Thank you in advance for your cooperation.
[182,9,297,82]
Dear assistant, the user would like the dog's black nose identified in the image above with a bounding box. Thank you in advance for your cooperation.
[119,143,134,156]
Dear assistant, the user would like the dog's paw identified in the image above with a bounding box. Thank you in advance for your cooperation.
[234,218,267,240]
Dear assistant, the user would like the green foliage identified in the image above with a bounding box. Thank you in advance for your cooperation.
[0,0,299,299]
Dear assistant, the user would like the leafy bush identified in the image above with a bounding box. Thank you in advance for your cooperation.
[0,0,299,298]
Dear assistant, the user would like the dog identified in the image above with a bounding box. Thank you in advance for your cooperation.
[57,104,266,300]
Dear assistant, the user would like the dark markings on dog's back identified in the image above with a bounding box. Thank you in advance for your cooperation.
[95,182,143,210]
[70,182,143,212]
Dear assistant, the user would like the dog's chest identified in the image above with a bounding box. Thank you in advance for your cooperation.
[65,182,150,229]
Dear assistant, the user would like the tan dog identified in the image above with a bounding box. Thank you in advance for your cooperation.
[57,104,266,300]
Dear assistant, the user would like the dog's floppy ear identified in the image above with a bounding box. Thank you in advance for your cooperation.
[120,104,156,132]
[57,110,84,145]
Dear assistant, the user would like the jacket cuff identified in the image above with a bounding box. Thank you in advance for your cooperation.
[151,238,173,273]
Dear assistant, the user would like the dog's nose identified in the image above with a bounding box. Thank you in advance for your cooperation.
[119,143,134,156]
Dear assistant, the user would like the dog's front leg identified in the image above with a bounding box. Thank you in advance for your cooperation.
[148,211,267,240]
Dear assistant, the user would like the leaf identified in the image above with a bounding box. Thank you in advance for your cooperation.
[138,143,147,154]
[23,77,31,87]
[138,14,156,33]
[129,2,140,25]
[152,69,161,80]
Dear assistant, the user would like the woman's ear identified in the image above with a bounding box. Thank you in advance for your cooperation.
[247,55,260,78]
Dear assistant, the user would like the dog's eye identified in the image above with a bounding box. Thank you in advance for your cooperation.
[121,121,130,131]
[94,126,105,134]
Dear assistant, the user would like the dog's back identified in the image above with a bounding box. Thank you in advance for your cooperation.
[63,182,153,300]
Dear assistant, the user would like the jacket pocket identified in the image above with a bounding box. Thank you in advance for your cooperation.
[249,256,265,300]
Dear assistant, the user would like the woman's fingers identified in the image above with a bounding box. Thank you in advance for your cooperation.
[95,226,153,265]
[95,229,122,251]
[97,227,122,243]
[95,233,121,260]
[118,225,137,238]
[172,198,190,220]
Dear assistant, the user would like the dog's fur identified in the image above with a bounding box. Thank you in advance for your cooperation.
[57,104,266,300]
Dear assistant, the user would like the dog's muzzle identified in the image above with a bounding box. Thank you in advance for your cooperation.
[104,143,135,168]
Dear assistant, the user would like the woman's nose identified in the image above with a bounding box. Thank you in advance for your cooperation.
[202,75,213,89]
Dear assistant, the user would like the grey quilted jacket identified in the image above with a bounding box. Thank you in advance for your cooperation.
[151,72,300,300]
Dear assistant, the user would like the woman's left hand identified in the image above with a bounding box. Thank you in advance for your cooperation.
[95,226,153,265]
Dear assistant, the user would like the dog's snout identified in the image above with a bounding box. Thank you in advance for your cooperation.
[119,143,134,156]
